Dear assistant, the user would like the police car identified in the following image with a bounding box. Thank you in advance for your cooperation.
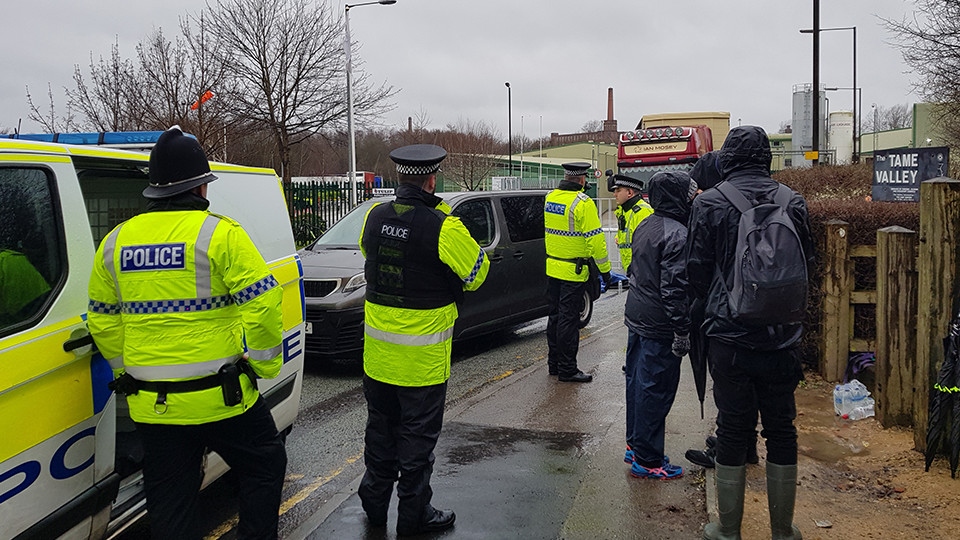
[0,132,305,538]
[299,189,598,364]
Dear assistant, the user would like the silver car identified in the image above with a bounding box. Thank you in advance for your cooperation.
[298,189,597,363]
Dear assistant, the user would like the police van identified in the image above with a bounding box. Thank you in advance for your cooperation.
[0,132,305,539]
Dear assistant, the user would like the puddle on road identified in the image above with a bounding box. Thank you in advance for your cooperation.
[794,383,871,464]
[798,430,869,463]
[444,423,590,466]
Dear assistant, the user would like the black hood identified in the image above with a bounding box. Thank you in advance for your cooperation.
[648,170,695,224]
[717,125,772,178]
[690,151,723,191]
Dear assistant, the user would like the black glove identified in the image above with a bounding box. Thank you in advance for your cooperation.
[601,271,612,286]
[671,333,691,358]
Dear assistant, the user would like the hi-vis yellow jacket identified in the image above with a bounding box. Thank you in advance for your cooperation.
[87,210,283,424]
[544,188,611,282]
[359,198,489,387]
[615,199,653,271]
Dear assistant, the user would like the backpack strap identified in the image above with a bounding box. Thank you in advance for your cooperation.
[715,181,752,214]
[717,182,791,213]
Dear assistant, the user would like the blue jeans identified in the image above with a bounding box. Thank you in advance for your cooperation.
[625,331,682,468]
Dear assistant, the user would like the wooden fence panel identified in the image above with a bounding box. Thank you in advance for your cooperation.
[875,226,918,428]
[821,220,853,382]
[915,178,960,450]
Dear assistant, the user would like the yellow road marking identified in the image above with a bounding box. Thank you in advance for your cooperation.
[204,452,364,539]
[490,370,514,382]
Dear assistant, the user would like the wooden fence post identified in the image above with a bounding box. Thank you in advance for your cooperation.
[915,178,960,450]
[875,226,918,428]
[821,220,852,382]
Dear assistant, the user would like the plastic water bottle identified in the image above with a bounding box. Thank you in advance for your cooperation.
[846,399,875,421]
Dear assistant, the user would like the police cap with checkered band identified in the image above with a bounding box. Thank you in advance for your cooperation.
[389,144,447,175]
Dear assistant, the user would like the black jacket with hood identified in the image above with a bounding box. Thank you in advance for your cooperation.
[684,126,816,351]
[624,170,694,340]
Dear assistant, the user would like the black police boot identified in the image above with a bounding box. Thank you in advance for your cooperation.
[397,505,456,537]
[558,370,592,383]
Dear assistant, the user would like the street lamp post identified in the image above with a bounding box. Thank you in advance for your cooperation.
[345,0,396,207]
[505,82,512,177]
[801,24,857,162]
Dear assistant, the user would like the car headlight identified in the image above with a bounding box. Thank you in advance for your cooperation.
[342,272,367,294]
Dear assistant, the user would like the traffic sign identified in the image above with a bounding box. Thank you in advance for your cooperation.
[594,169,602,178]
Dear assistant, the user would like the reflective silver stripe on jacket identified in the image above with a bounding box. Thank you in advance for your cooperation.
[195,215,220,298]
[105,355,124,370]
[102,225,124,302]
[247,344,283,361]
[567,196,582,232]
[124,355,241,380]
[365,323,454,347]
[594,255,610,266]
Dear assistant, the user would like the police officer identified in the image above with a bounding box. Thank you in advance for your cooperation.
[358,144,490,537]
[609,174,653,271]
[544,162,611,383]
[87,126,287,540]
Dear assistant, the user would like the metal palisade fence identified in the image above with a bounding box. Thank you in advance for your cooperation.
[284,178,399,248]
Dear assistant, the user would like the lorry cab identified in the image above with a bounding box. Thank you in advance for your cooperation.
[0,133,304,539]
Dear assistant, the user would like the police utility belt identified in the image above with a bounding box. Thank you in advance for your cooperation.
[109,360,257,413]
[547,255,592,275]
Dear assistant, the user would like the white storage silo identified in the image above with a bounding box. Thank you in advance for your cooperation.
[829,111,855,165]
[791,83,828,168]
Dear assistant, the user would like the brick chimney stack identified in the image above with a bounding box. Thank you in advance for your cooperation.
[602,87,618,139]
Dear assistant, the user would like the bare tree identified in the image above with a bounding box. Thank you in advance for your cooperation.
[884,2,959,146]
[66,39,137,131]
[864,103,914,132]
[778,120,792,134]
[127,19,235,157]
[437,119,502,191]
[580,119,603,133]
[25,83,77,133]
[201,0,395,182]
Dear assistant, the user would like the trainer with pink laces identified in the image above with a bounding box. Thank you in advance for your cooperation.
[621,171,698,481]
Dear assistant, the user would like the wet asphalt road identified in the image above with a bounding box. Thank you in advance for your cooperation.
[119,285,716,539]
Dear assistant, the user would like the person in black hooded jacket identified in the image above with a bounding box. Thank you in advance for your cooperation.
[622,170,697,480]
[686,126,814,540]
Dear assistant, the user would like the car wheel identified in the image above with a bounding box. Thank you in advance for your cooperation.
[578,289,594,328]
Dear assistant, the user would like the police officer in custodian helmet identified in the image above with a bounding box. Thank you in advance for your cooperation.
[358,144,490,536]
[87,126,287,540]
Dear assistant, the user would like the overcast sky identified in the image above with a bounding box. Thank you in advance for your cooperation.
[4,0,920,140]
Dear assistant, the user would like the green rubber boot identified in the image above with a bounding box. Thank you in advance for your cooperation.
[766,462,802,540]
[703,464,746,540]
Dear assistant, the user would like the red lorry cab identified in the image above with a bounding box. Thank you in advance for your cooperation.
[616,124,713,193]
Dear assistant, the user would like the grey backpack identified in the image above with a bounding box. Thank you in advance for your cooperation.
[716,182,808,325]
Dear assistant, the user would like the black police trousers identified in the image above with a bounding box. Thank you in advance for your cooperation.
[359,375,446,530]
[709,339,804,467]
[546,277,587,377]
[135,396,287,540]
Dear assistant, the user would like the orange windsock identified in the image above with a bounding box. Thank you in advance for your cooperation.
[190,90,215,110]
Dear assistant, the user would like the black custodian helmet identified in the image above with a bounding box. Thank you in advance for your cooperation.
[143,126,217,199]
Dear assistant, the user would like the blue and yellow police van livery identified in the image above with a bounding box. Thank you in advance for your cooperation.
[0,132,305,539]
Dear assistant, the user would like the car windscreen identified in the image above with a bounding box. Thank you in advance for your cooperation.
[310,199,381,248]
